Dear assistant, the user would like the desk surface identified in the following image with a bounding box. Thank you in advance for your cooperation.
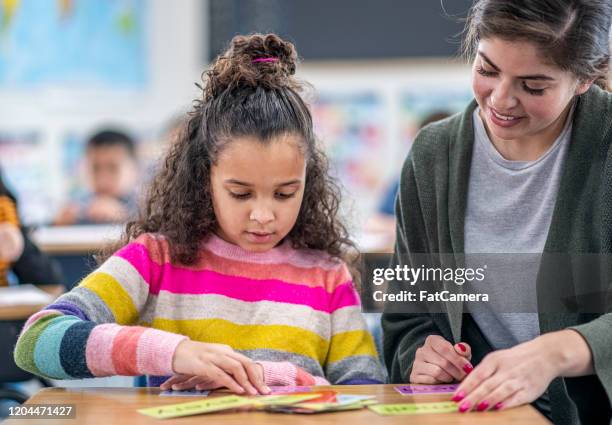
[4,385,550,425]
[0,285,63,321]
[31,225,122,255]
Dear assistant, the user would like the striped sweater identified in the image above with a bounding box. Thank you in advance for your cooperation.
[15,233,384,386]
[0,195,19,286]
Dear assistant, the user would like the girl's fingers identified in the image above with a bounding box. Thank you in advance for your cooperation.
[226,352,269,394]
[160,374,191,390]
[244,362,270,394]
[171,376,208,390]
[209,363,246,394]
[217,357,258,395]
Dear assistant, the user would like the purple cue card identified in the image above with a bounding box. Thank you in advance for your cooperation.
[395,384,459,395]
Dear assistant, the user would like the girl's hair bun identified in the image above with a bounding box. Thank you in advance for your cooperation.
[205,33,299,99]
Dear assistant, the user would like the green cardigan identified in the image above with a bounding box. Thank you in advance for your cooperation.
[381,85,612,425]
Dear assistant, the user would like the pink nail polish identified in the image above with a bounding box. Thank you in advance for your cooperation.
[477,401,489,411]
[451,391,465,402]
[459,401,471,413]
[463,363,474,374]
[494,402,504,410]
[457,343,467,352]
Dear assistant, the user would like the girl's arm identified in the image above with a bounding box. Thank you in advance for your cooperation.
[13,235,187,380]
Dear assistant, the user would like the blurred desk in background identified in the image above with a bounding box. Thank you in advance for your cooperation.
[32,225,122,255]
[0,285,64,321]
[31,226,393,287]
[31,225,122,289]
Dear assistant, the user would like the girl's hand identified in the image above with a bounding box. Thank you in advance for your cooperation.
[410,335,473,384]
[171,340,270,395]
[452,330,592,412]
[161,364,265,392]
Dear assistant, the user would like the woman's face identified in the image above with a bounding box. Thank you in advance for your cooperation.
[210,134,306,253]
[472,38,591,148]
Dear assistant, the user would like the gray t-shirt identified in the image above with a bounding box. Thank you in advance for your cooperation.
[465,106,572,347]
[464,107,573,418]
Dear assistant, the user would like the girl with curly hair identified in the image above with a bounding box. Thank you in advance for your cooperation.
[14,33,385,393]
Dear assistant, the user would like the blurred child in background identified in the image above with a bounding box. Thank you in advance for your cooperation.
[54,129,139,225]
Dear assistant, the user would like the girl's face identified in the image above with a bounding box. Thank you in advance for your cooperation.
[210,134,306,252]
[472,38,591,149]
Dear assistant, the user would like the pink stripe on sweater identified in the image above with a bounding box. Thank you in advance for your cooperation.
[86,324,122,376]
[130,233,344,272]
[114,250,359,312]
[137,328,188,376]
[112,327,147,375]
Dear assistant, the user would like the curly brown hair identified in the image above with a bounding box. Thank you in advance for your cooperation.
[104,33,357,266]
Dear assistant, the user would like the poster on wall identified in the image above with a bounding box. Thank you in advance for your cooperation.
[0,132,54,224]
[0,0,147,87]
[312,92,388,225]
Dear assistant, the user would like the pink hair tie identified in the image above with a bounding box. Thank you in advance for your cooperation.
[252,57,279,63]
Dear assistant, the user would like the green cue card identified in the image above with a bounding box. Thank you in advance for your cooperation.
[369,402,458,416]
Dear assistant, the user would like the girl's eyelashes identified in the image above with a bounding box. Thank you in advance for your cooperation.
[476,65,547,96]
[275,192,296,200]
[229,192,250,200]
[228,192,296,200]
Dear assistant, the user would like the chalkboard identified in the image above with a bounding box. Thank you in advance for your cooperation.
[208,0,474,61]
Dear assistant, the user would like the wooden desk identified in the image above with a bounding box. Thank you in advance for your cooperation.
[4,385,550,424]
[0,285,63,320]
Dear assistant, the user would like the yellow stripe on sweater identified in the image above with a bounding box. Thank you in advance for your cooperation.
[327,330,378,364]
[79,272,139,325]
[149,318,330,365]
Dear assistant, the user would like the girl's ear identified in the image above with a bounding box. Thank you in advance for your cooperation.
[574,79,594,96]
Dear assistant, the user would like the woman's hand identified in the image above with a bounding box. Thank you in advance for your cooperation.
[410,335,473,384]
[171,340,270,395]
[452,330,593,412]
[0,223,24,262]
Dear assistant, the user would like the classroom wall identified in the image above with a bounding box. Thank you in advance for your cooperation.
[0,0,473,230]
[0,0,205,224]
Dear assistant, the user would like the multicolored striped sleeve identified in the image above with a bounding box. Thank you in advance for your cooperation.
[13,235,188,380]
[325,264,386,384]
